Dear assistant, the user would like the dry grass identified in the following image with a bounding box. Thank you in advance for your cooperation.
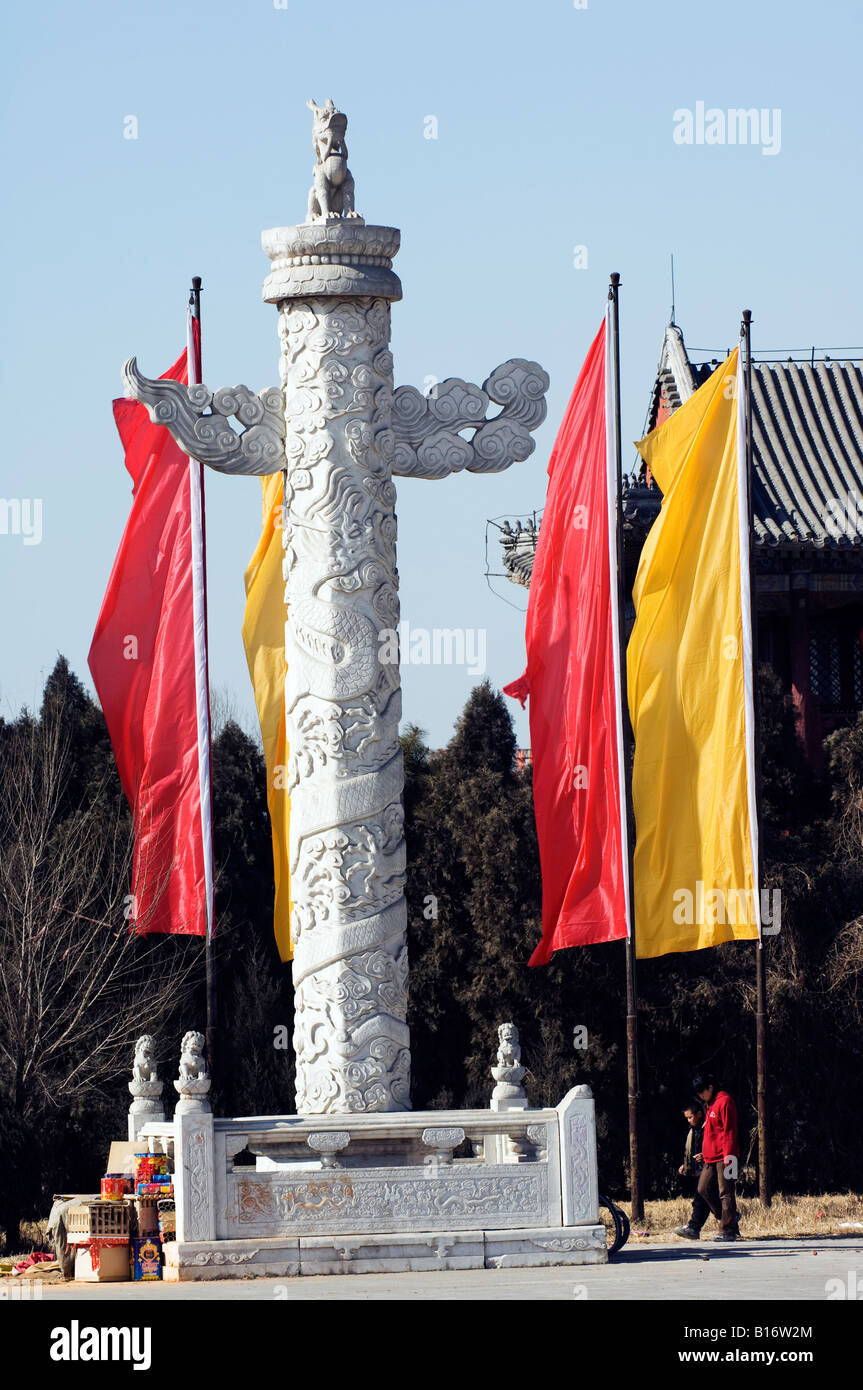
[0,1219,51,1272]
[616,1192,863,1242]
[19,1219,49,1247]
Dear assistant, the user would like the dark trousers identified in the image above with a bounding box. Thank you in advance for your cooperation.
[696,1160,739,1235]
[686,1178,712,1232]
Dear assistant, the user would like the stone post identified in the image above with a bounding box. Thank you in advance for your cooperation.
[488,1021,529,1163]
[490,1022,528,1112]
[261,221,410,1115]
[127,1035,165,1143]
[173,1031,216,1243]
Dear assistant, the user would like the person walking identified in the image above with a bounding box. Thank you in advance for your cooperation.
[674,1099,712,1240]
[691,1072,741,1241]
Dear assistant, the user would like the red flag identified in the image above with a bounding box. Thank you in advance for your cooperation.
[88,348,213,936]
[504,314,629,962]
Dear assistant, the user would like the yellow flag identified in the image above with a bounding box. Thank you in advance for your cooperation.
[242,473,292,962]
[627,347,760,958]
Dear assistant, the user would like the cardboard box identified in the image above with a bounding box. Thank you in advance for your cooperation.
[106,1141,139,1177]
[74,1240,130,1283]
[134,1198,159,1235]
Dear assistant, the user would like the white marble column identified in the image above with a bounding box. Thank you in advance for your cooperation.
[262,223,410,1113]
[121,112,547,1122]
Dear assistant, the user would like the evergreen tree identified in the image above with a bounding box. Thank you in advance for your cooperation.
[403,672,863,1198]
[3,652,863,1251]
[209,721,295,1116]
[404,682,625,1168]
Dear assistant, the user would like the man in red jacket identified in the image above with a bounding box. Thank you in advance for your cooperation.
[692,1072,742,1241]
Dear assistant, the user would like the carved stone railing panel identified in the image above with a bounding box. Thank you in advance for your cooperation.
[226,1164,552,1237]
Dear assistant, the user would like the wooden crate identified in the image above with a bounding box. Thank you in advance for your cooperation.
[134,1198,159,1235]
[65,1200,129,1243]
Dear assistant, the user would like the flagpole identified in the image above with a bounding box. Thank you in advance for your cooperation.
[609,272,643,1223]
[741,309,771,1207]
[188,275,217,1088]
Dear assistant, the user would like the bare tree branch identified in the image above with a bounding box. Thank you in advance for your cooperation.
[0,700,203,1120]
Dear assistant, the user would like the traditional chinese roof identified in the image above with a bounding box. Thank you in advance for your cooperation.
[497,519,541,589]
[751,360,863,549]
[647,323,716,429]
[499,324,863,587]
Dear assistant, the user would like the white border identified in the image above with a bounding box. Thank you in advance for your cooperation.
[604,305,633,938]
[736,348,762,939]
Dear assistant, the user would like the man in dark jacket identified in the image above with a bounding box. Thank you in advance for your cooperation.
[691,1072,742,1241]
[674,1100,712,1239]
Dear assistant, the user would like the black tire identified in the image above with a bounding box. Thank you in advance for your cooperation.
[598,1194,630,1256]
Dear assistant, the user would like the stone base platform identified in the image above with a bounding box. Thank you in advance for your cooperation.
[140,1084,605,1281]
[164,1226,606,1280]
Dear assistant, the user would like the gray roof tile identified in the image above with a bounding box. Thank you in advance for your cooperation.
[752,362,863,547]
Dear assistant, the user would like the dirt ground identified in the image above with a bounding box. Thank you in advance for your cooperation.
[614,1191,863,1242]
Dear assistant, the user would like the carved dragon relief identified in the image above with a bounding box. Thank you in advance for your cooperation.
[273,296,410,1114]
[121,357,549,482]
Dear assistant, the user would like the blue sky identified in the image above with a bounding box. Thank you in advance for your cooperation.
[2,0,861,747]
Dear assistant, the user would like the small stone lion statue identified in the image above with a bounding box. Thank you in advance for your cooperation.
[496,1022,521,1069]
[306,97,360,222]
[132,1035,159,1083]
[178,1030,208,1082]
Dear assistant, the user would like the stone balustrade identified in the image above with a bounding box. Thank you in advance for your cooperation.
[137,1085,603,1279]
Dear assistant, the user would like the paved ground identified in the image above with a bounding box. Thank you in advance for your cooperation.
[30,1237,863,1300]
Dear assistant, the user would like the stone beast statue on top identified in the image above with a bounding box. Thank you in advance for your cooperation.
[306,98,360,222]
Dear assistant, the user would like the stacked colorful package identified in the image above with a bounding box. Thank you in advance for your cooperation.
[130,1236,163,1281]
[157,1199,176,1242]
[134,1152,172,1196]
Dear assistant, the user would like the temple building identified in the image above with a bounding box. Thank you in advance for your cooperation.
[499,324,863,764]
